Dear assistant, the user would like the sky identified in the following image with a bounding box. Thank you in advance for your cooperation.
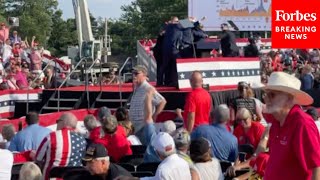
[57,0,134,20]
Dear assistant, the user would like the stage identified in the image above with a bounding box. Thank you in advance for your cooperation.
[11,82,263,118]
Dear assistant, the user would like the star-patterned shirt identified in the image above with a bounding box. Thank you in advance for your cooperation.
[36,128,87,180]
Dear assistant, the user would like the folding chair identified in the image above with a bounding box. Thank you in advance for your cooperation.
[49,166,86,178]
[131,171,154,178]
[136,162,160,174]
[130,145,147,155]
[119,154,144,166]
[117,163,136,172]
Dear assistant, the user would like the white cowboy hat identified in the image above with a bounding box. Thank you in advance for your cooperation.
[262,72,313,105]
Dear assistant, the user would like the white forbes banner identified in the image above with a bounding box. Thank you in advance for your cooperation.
[188,0,272,31]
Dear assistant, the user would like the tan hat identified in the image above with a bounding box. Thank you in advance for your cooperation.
[132,65,148,75]
[262,72,313,105]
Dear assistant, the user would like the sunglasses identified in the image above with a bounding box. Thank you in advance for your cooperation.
[263,91,278,100]
[133,72,141,76]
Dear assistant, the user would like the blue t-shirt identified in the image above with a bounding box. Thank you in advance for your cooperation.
[191,123,238,162]
[300,74,314,91]
[9,124,51,152]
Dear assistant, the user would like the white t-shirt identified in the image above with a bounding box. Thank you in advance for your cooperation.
[127,135,142,145]
[0,149,13,180]
[141,154,191,180]
[194,158,224,180]
[2,44,12,64]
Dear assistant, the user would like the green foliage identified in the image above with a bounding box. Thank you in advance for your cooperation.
[3,0,58,45]
[47,11,78,57]
[0,0,188,58]
[113,0,188,56]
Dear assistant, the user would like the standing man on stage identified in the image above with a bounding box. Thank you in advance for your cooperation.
[154,26,166,86]
[160,17,182,87]
[220,23,239,57]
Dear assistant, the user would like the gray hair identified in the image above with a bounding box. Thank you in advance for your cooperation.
[97,106,111,122]
[19,162,42,180]
[157,148,176,158]
[59,113,78,129]
[83,115,98,131]
[1,124,15,141]
[215,104,230,123]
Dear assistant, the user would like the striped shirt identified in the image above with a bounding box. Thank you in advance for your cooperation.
[35,128,86,180]
[129,80,164,132]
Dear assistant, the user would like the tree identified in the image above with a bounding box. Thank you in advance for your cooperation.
[47,10,78,57]
[4,0,58,46]
[105,0,188,57]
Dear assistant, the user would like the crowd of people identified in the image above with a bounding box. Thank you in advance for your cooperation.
[0,63,319,180]
[1,15,320,180]
[0,22,66,90]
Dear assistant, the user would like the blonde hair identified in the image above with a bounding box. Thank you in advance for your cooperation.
[19,162,42,180]
[236,108,252,120]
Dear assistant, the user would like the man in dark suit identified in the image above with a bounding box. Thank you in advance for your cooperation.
[220,23,239,57]
[161,17,182,87]
[153,28,166,86]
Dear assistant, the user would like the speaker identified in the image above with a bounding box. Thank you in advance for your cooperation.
[8,17,19,27]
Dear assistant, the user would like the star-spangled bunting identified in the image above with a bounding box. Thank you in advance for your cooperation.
[178,69,260,80]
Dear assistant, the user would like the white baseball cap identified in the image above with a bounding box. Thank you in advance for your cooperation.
[152,132,175,154]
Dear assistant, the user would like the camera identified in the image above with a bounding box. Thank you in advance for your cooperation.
[8,17,19,27]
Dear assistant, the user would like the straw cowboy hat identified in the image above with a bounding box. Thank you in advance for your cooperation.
[263,72,313,105]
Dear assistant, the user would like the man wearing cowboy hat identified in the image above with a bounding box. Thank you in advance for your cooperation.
[263,72,320,180]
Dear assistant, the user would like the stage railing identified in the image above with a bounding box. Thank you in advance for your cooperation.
[57,57,88,112]
[26,60,57,114]
[85,58,101,108]
[118,57,133,107]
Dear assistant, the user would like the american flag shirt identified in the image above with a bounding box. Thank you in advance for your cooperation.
[36,128,87,180]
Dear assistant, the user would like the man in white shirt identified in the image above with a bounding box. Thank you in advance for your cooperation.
[0,149,13,180]
[115,132,192,180]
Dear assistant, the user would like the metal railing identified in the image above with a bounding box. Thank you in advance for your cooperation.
[57,57,88,111]
[26,61,57,114]
[118,57,133,107]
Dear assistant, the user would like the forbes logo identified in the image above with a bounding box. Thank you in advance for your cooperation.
[275,10,317,21]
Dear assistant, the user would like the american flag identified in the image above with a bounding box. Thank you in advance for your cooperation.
[177,57,261,89]
[36,128,87,180]
[0,91,39,118]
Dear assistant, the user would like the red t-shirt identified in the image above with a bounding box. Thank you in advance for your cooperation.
[183,88,211,130]
[264,105,320,180]
[249,152,270,177]
[93,125,132,162]
[233,121,265,149]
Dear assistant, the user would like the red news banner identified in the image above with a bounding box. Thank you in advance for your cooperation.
[272,0,320,48]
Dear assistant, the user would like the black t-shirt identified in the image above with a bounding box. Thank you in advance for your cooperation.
[105,163,133,180]
[231,97,257,116]
[64,164,132,180]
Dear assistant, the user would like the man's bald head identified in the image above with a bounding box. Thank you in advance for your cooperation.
[57,113,78,130]
[189,71,203,89]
